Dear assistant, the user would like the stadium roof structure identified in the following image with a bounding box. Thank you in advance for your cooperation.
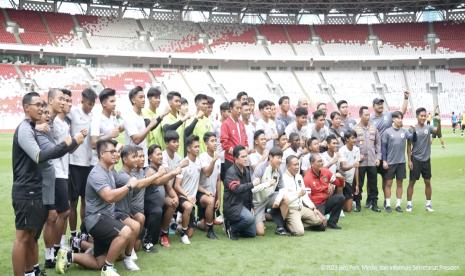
[62,0,465,14]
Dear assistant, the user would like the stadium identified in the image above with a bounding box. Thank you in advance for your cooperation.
[0,0,464,275]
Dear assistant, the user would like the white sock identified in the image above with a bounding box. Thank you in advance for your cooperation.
[407,201,412,207]
[385,198,391,207]
[45,248,54,260]
[60,235,67,247]
[396,198,402,207]
[24,272,34,276]
[426,200,431,206]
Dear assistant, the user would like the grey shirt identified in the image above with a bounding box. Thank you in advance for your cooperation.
[35,130,56,205]
[276,112,296,135]
[370,112,393,137]
[411,124,434,162]
[84,163,116,230]
[341,116,357,133]
[115,170,132,215]
[130,169,145,214]
[382,127,414,165]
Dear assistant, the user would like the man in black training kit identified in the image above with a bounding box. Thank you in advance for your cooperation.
[11,92,82,276]
[406,107,441,213]
[223,145,261,240]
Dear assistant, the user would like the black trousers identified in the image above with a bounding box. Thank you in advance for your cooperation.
[357,166,378,204]
[316,194,344,225]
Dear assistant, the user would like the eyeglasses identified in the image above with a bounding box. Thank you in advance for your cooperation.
[103,150,118,154]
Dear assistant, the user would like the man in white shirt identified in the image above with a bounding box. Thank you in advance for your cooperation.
[255,100,278,150]
[285,107,308,141]
[280,155,325,236]
[124,86,161,168]
[339,130,361,212]
[307,110,330,151]
[281,132,302,174]
[241,101,255,151]
[249,130,268,170]
[68,88,97,241]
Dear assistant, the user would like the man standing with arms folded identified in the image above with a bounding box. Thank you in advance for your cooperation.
[276,96,295,135]
[221,99,248,181]
[406,107,441,212]
[12,92,82,276]
[354,106,382,212]
[68,88,97,242]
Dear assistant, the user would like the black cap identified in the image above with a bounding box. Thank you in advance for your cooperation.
[372,98,384,105]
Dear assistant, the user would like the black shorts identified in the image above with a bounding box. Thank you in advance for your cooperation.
[376,161,387,178]
[13,199,47,235]
[384,163,406,180]
[69,165,92,201]
[55,178,70,213]
[432,132,442,139]
[462,125,465,130]
[88,214,125,257]
[195,192,208,219]
[410,158,432,181]
[452,122,457,128]
[343,182,353,200]
[177,197,196,228]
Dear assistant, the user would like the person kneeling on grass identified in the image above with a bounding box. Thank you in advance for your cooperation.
[252,146,289,236]
[174,135,215,244]
[56,140,164,275]
[223,145,262,240]
[278,155,325,236]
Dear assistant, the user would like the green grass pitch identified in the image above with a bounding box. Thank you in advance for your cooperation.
[0,131,464,275]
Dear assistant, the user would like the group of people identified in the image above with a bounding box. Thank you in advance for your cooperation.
[12,86,441,276]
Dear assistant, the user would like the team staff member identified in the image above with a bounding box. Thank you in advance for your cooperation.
[12,92,82,276]
[406,107,441,212]
[354,106,382,212]
[221,99,248,181]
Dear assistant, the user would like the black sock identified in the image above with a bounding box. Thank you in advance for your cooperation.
[33,264,40,272]
[70,230,77,238]
[67,250,72,263]
[53,245,60,257]
[181,227,188,236]
[207,223,214,231]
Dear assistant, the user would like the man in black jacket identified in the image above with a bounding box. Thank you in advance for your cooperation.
[223,145,260,240]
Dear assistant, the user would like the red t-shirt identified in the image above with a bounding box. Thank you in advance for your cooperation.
[303,167,344,205]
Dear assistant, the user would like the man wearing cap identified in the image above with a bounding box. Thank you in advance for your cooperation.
[370,92,410,201]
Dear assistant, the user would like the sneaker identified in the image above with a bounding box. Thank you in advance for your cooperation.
[365,201,372,209]
[425,205,434,212]
[101,266,119,276]
[160,234,171,248]
[69,236,81,253]
[227,228,238,240]
[385,206,392,213]
[371,204,381,212]
[143,242,157,253]
[130,248,137,260]
[55,248,69,274]
[395,206,403,213]
[406,204,413,212]
[44,259,55,269]
[275,227,290,236]
[353,205,361,212]
[34,266,46,276]
[123,257,140,271]
[327,223,342,230]
[206,229,218,239]
[79,232,89,242]
[181,234,191,245]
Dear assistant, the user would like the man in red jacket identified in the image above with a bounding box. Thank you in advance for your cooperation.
[220,99,248,181]
[304,154,345,229]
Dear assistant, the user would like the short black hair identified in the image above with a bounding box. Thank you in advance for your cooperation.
[99,88,116,104]
[289,132,300,142]
[181,97,188,105]
[269,146,283,158]
[306,137,318,147]
[392,111,403,119]
[48,88,62,102]
[310,153,320,164]
[343,129,357,141]
[313,109,325,120]
[163,130,179,143]
[167,91,181,102]
[247,97,255,104]
[242,101,249,107]
[359,106,369,117]
[194,93,208,104]
[82,88,97,103]
[258,100,272,110]
[254,129,265,141]
[220,102,230,112]
[203,131,216,143]
[96,139,117,159]
[236,91,248,100]
[129,86,144,105]
[278,96,289,105]
[330,111,341,120]
[337,100,348,110]
[286,155,298,166]
[121,145,139,165]
[148,144,162,157]
[316,102,326,110]
[233,145,246,158]
[185,135,199,148]
[147,87,162,99]
[416,107,427,116]
[295,107,308,117]
[207,96,215,105]
[61,88,72,97]
[22,91,40,107]
[325,134,338,145]
[229,99,240,110]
